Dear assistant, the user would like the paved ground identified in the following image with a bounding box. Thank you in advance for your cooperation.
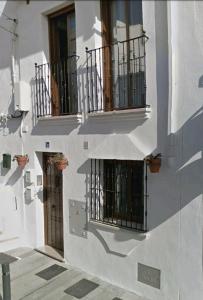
[0,248,147,300]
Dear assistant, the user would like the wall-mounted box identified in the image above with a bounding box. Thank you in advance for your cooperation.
[37,175,42,186]
[25,187,35,201]
[25,170,35,185]
[14,81,30,111]
[2,154,11,169]
[138,263,161,289]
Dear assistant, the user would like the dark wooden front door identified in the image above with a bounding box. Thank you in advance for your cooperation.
[49,5,77,116]
[43,153,64,253]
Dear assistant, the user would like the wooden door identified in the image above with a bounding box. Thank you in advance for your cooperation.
[43,153,64,253]
[49,5,76,115]
[66,11,77,114]
[101,0,143,110]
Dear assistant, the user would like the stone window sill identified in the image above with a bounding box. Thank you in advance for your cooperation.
[37,114,82,125]
[88,107,151,121]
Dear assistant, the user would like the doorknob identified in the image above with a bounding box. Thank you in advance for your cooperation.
[52,205,56,209]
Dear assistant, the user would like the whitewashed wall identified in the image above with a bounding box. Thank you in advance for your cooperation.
[0,1,202,299]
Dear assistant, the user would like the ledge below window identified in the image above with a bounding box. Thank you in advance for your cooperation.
[37,114,82,125]
[88,107,151,121]
[89,220,147,239]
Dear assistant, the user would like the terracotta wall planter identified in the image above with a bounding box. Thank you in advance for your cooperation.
[148,158,161,173]
[47,153,69,171]
[14,155,29,168]
[55,159,68,171]
[145,154,162,173]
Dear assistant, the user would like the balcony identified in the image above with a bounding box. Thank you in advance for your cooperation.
[35,55,79,118]
[86,35,148,114]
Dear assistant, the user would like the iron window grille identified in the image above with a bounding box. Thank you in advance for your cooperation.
[35,55,79,117]
[86,35,148,113]
[90,159,147,231]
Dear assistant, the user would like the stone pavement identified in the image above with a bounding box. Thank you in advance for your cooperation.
[0,248,148,300]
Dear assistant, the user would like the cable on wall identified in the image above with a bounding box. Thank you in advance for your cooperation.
[2,12,17,22]
[0,11,18,37]
[0,23,18,37]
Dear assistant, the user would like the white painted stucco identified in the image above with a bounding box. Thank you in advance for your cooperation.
[0,1,202,299]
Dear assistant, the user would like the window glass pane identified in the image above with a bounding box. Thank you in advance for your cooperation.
[129,0,143,26]
[90,159,145,230]
[131,161,144,224]
[67,11,77,114]
[111,0,127,42]
[102,160,144,226]
[129,0,143,38]
[55,15,68,60]
[109,0,144,109]
[118,161,127,219]
[110,0,143,41]
[67,12,76,55]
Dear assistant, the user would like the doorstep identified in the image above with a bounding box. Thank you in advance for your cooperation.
[35,245,65,263]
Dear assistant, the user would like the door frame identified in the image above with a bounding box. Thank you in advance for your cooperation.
[43,152,64,253]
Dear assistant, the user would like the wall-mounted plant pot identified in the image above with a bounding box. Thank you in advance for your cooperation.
[148,158,161,173]
[55,159,68,171]
[50,153,68,171]
[14,155,29,168]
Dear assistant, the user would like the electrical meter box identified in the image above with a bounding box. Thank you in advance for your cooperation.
[25,170,35,185]
[14,81,30,111]
[25,187,35,201]
[25,169,35,185]
[3,154,11,169]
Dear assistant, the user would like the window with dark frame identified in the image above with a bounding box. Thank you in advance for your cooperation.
[86,0,147,113]
[49,6,77,116]
[90,159,146,231]
[101,0,143,45]
[101,0,145,111]
[35,5,78,118]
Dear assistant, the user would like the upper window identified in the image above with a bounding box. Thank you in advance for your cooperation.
[35,5,78,118]
[49,7,76,62]
[104,0,143,45]
[86,0,147,113]
[49,6,77,116]
[90,159,146,231]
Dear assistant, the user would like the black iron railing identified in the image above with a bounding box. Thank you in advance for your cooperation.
[90,159,147,231]
[86,35,148,113]
[35,55,79,117]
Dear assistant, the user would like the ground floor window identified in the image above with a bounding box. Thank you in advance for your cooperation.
[90,159,146,231]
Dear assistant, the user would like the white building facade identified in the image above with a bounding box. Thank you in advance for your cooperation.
[0,1,203,299]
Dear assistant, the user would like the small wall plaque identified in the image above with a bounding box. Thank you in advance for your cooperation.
[83,141,88,150]
[45,142,50,148]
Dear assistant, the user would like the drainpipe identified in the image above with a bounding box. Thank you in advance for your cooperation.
[10,18,18,111]
[167,3,182,299]
[10,16,27,245]
[167,1,175,161]
[10,18,25,155]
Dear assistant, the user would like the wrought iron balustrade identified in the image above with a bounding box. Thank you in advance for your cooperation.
[35,55,79,117]
[86,35,148,113]
[90,159,147,232]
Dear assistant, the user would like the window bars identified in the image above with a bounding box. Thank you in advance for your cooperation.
[35,55,79,117]
[86,35,148,113]
[90,159,147,231]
